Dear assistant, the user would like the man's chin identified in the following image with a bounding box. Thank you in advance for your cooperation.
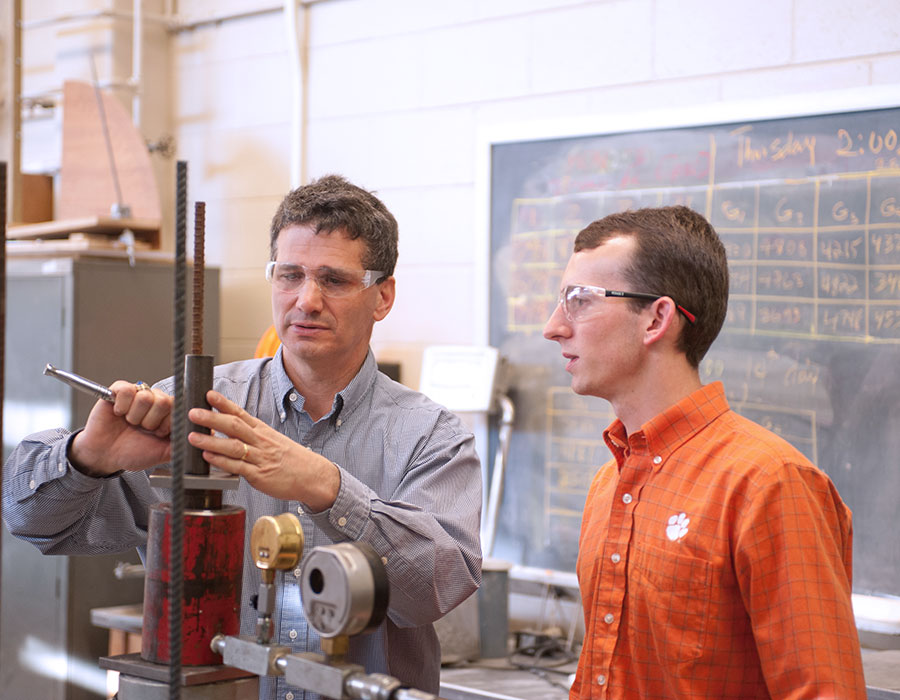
[282,339,327,360]
[568,377,594,397]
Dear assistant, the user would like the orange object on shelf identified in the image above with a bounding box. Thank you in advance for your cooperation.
[254,325,280,358]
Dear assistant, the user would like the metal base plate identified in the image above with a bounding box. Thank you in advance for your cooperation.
[100,653,255,686]
[117,672,259,700]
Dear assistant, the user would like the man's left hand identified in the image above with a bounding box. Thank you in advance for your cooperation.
[187,390,340,512]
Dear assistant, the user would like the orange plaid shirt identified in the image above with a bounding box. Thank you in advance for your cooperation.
[572,382,866,700]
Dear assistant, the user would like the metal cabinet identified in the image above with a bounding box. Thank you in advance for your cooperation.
[1,254,220,700]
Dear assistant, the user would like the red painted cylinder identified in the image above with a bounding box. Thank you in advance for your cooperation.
[141,503,245,665]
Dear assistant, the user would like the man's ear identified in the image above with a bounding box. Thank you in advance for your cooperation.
[373,276,396,322]
[643,296,679,347]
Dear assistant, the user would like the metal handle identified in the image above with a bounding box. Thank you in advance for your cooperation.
[43,364,114,402]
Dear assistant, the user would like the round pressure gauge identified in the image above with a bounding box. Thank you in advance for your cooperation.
[300,542,389,638]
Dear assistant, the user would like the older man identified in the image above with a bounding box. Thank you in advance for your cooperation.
[4,175,482,699]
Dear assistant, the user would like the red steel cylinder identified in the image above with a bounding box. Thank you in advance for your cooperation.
[141,503,245,665]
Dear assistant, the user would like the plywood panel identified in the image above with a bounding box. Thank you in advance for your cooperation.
[59,81,161,222]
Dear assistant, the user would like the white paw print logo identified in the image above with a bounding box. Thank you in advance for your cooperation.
[665,512,690,541]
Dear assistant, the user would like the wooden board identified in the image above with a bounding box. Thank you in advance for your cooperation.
[7,215,160,247]
[58,80,161,222]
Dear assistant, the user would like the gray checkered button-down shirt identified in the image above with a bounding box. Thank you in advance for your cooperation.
[3,348,483,699]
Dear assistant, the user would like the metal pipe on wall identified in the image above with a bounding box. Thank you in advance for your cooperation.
[131,0,143,128]
[20,9,168,31]
[9,0,22,223]
[284,0,309,187]
[171,1,332,33]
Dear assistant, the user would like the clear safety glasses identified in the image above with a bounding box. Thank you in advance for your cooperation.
[558,284,696,324]
[265,262,386,298]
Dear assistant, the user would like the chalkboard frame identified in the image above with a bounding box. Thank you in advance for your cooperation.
[474,86,900,604]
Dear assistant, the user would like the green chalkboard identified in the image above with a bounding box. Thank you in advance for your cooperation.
[488,104,900,598]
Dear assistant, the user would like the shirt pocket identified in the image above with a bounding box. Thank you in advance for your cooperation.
[628,540,713,664]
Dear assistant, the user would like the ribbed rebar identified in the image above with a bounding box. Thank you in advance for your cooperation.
[0,161,8,612]
[169,160,188,700]
[192,202,205,356]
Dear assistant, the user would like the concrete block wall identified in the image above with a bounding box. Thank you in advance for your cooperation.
[7,0,900,377]
[168,0,900,377]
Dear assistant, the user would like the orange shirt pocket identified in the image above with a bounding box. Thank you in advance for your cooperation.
[628,540,714,665]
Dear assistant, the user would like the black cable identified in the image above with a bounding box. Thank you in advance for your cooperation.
[507,636,578,671]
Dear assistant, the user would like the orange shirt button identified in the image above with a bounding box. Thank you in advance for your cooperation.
[611,553,621,563]
[604,613,615,624]
[597,674,607,686]
[622,493,633,504]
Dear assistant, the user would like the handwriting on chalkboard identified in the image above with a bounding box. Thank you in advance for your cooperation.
[732,125,817,168]
[505,172,900,342]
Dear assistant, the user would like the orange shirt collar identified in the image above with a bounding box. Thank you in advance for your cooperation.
[603,381,730,470]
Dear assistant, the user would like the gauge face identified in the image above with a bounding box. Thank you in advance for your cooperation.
[251,513,304,570]
[301,542,389,637]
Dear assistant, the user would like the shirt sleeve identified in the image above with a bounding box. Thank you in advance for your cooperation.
[2,428,154,556]
[733,461,866,699]
[307,415,483,628]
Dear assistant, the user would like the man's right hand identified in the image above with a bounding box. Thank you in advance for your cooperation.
[68,380,172,477]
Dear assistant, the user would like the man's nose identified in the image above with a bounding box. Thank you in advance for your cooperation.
[295,277,324,312]
[543,302,571,341]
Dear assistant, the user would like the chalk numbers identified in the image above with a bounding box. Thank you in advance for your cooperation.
[836,127,900,162]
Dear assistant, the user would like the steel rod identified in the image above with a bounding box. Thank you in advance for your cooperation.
[168,160,187,700]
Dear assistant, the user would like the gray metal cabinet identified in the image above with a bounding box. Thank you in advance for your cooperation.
[1,254,220,700]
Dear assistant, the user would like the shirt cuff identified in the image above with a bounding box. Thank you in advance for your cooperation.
[306,463,372,541]
[64,430,125,481]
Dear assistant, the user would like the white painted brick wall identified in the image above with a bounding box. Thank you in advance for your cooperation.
[531,1,655,92]
[308,33,427,118]
[654,0,793,78]
[720,61,871,102]
[794,0,900,61]
[419,17,533,106]
[378,184,477,266]
[16,0,898,366]
[173,0,900,363]
[379,262,478,345]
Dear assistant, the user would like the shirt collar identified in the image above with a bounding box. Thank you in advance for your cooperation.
[603,381,730,470]
[268,345,378,424]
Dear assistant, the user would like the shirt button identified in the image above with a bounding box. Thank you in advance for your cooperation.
[653,455,662,464]
[381,556,387,565]
[289,393,298,402]
[338,516,347,527]
[296,505,304,515]
[286,693,294,700]
[58,462,65,472]
[293,568,302,578]
[336,418,342,427]
[288,629,298,640]
[622,493,633,504]
[611,553,621,564]
[597,674,607,686]
[604,613,615,624]
[29,479,36,490]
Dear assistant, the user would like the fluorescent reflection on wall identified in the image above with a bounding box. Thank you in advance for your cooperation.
[18,635,108,696]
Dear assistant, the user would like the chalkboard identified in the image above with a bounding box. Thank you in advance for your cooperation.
[488,101,900,598]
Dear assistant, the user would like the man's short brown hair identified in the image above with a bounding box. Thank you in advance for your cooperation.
[574,206,729,367]
[270,174,398,276]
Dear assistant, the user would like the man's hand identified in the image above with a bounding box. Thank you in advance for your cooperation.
[188,390,340,512]
[69,380,173,477]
